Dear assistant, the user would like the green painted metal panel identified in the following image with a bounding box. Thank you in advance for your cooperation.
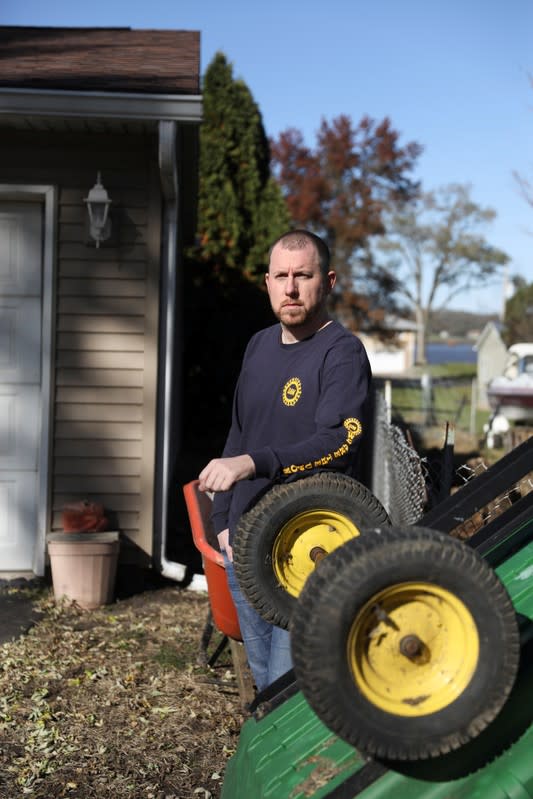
[222,695,533,799]
[222,531,533,798]
[496,540,533,622]
[222,691,365,798]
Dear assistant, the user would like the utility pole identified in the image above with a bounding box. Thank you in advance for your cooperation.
[501,263,512,321]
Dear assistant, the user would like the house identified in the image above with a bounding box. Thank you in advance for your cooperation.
[474,321,508,409]
[0,26,202,581]
[330,292,419,375]
[358,315,419,375]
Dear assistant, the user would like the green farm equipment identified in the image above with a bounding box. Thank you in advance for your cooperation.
[221,436,533,799]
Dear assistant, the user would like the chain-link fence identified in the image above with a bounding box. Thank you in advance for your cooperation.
[374,375,478,434]
[370,390,427,525]
[368,386,533,535]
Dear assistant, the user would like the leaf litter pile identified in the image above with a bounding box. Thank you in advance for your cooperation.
[0,586,246,799]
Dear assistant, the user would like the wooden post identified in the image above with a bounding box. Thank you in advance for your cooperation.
[421,373,436,425]
[384,379,392,424]
[470,378,477,435]
[229,639,255,707]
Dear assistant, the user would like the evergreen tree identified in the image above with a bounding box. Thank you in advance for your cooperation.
[184,53,289,448]
[504,282,533,344]
[194,52,289,280]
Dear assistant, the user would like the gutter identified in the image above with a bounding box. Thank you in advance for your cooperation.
[157,119,186,582]
[0,87,202,123]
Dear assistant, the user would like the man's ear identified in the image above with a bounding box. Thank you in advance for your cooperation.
[326,270,336,293]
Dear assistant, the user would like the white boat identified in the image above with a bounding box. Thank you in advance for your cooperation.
[487,343,533,423]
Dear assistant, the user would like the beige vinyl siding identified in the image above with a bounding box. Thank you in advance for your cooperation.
[0,130,164,562]
[47,143,160,558]
[56,369,144,387]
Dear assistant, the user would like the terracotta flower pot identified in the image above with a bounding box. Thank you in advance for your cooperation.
[47,532,120,610]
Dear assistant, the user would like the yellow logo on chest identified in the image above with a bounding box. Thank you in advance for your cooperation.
[282,377,302,406]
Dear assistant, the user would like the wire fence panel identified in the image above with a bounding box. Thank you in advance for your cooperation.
[369,386,533,537]
[374,375,477,433]
[370,390,427,525]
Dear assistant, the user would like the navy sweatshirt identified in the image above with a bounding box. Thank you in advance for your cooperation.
[211,320,372,540]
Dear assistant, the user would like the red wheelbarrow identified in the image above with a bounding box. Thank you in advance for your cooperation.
[183,480,254,704]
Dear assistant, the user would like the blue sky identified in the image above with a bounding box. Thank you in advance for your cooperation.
[2,0,532,315]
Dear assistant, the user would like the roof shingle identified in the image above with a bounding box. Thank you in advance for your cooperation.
[0,26,200,95]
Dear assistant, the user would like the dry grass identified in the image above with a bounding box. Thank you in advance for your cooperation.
[0,587,245,799]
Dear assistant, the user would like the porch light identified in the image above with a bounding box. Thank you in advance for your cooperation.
[84,172,112,247]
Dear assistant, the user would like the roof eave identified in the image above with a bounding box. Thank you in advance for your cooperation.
[0,86,202,123]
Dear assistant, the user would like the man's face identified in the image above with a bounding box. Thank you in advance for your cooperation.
[265,242,335,333]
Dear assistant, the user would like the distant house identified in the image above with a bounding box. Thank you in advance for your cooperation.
[474,321,508,408]
[358,315,419,375]
[0,26,202,580]
[330,293,419,375]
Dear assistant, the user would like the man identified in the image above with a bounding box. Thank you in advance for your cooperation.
[199,229,371,692]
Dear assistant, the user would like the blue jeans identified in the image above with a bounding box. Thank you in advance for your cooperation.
[223,552,292,693]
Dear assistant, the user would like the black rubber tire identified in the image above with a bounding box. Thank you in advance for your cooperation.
[233,472,390,629]
[291,526,520,761]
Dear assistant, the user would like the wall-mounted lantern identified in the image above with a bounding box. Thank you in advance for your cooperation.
[84,172,112,247]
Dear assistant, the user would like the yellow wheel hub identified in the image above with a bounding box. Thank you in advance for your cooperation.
[348,582,479,716]
[272,509,360,597]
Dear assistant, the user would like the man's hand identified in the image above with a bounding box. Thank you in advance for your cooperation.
[198,454,256,493]
[217,529,233,562]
